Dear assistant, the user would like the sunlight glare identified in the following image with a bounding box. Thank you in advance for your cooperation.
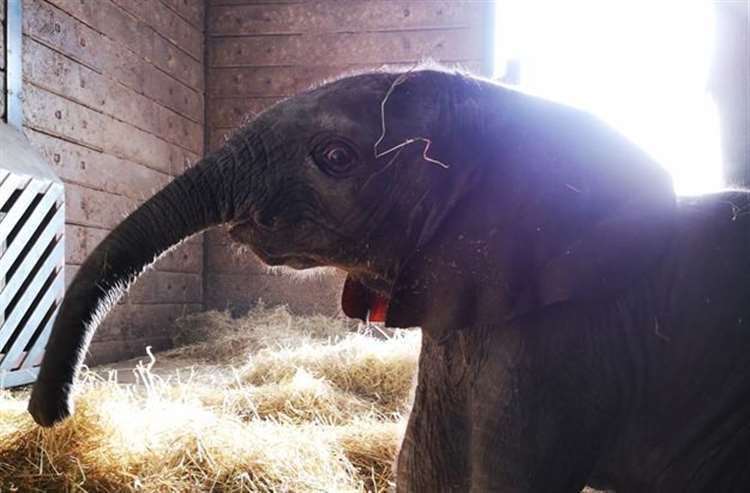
[495,1,722,195]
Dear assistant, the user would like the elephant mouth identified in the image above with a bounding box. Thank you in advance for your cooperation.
[341,275,391,323]
[230,220,391,321]
[247,246,321,269]
[227,229,317,272]
[228,220,321,269]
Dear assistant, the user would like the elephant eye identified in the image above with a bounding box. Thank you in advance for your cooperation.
[315,141,357,175]
[325,147,351,166]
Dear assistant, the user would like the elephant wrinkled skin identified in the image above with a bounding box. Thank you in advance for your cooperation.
[27,67,750,492]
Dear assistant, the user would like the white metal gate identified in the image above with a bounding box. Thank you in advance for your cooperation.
[0,125,65,388]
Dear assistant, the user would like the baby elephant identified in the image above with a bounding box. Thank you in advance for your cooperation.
[28,67,750,492]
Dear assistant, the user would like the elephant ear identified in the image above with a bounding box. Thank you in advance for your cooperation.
[504,108,678,317]
[374,70,484,250]
[525,201,676,314]
[384,99,677,329]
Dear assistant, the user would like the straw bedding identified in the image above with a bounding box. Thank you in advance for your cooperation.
[0,305,420,492]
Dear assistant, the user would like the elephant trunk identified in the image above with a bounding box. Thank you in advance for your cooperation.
[29,134,256,425]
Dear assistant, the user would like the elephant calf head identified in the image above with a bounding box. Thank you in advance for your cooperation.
[27,67,676,427]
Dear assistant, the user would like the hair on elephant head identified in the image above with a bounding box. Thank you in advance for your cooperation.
[28,65,675,431]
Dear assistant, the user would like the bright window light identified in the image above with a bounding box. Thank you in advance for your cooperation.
[494,1,722,195]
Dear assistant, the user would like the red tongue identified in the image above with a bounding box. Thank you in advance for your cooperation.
[341,275,390,322]
[367,294,389,323]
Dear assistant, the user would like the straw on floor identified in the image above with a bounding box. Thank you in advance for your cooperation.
[0,305,421,492]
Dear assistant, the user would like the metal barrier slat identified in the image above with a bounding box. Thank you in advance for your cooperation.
[0,174,27,211]
[0,186,62,279]
[15,307,61,372]
[0,367,39,388]
[0,272,63,370]
[0,179,47,239]
[0,207,64,309]
[0,239,65,350]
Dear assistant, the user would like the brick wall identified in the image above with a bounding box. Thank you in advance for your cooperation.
[21,0,206,364]
[203,0,491,316]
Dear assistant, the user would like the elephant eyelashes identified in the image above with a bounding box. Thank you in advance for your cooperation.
[314,141,357,176]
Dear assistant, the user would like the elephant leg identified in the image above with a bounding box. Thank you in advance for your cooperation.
[396,328,603,492]
[466,327,603,492]
[396,336,471,492]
